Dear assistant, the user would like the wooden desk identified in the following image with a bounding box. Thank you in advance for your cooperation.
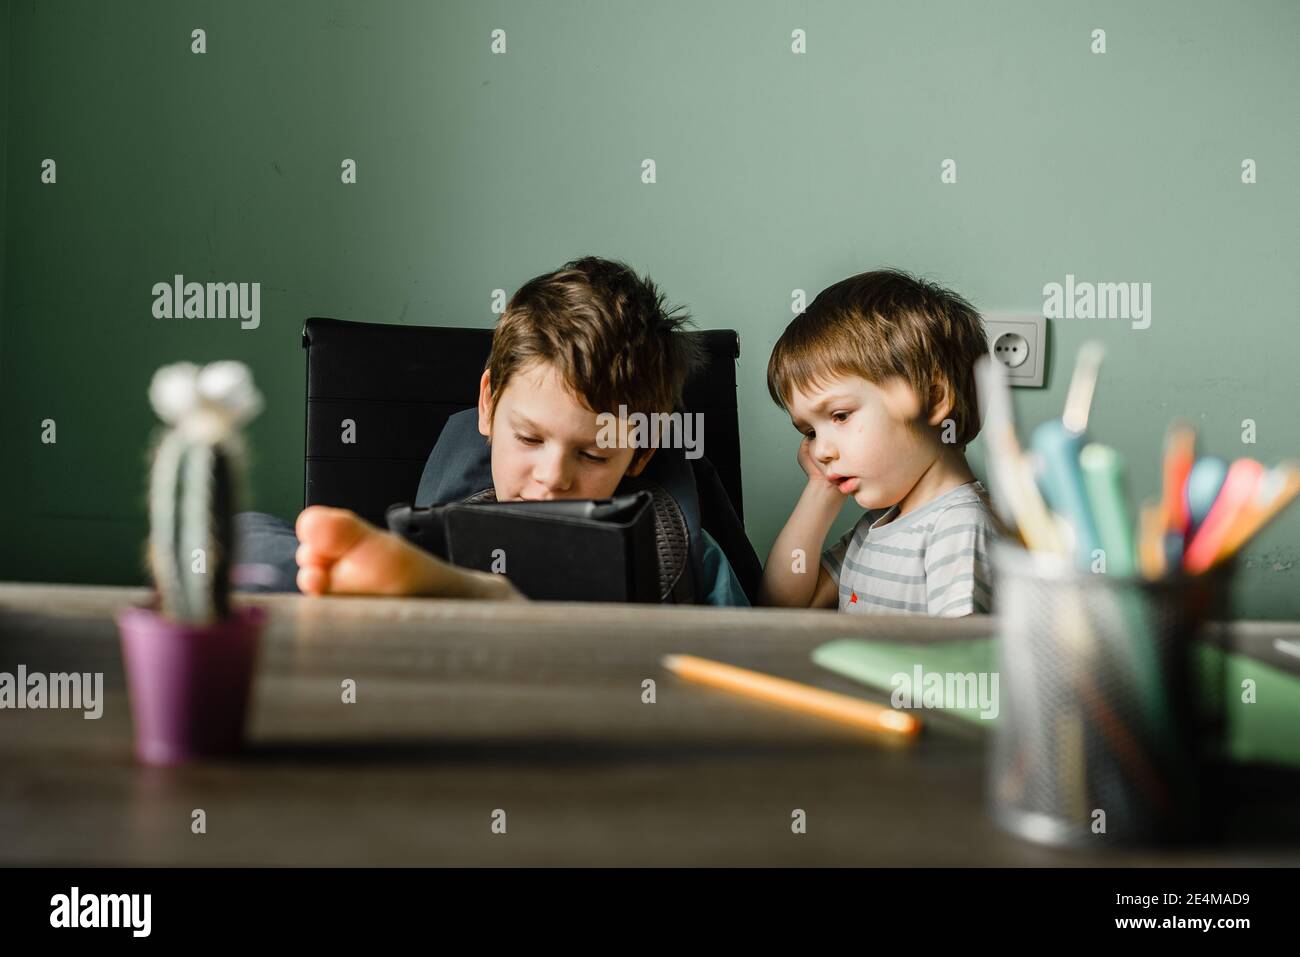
[1,582,1297,866]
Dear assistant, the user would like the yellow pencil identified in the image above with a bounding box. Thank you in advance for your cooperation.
[1009,446,1070,555]
[661,654,921,738]
[1137,500,1167,580]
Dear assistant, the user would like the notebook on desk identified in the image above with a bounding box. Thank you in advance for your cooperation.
[813,636,1300,768]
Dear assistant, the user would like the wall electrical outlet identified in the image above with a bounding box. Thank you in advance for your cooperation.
[983,314,1047,388]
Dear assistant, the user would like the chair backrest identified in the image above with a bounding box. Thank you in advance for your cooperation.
[302,317,745,528]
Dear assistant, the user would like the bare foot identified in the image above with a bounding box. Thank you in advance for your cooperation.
[293,505,522,600]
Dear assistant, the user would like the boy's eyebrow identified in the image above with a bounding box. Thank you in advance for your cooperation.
[508,411,543,433]
[791,394,858,429]
[808,394,858,412]
[509,411,600,447]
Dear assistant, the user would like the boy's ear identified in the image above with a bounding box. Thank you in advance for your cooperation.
[625,447,656,477]
[476,369,494,438]
[926,377,956,427]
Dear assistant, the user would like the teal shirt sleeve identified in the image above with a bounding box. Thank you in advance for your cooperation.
[699,529,750,607]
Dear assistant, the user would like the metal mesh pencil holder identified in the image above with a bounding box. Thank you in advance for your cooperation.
[987,541,1234,848]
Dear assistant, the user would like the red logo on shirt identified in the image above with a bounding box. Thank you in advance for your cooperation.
[849,591,858,605]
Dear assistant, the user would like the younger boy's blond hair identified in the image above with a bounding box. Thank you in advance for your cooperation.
[766,269,988,450]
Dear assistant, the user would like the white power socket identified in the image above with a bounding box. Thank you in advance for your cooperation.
[983,314,1046,388]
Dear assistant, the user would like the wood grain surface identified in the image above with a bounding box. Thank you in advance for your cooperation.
[2,583,1297,866]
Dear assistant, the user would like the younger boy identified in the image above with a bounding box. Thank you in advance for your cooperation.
[244,257,751,605]
[759,269,1002,617]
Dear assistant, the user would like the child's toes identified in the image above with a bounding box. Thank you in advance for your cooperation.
[297,563,330,595]
[295,541,328,570]
[296,505,370,559]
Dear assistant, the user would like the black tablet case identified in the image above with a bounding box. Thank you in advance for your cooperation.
[385,492,660,602]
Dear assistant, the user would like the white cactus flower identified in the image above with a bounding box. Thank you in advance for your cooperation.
[196,361,264,427]
[149,360,263,441]
[148,362,203,424]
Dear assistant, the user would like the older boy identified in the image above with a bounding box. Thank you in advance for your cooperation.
[240,257,752,605]
[759,269,1002,617]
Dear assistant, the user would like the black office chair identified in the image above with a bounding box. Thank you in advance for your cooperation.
[301,317,760,600]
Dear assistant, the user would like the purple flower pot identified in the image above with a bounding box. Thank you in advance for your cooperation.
[115,602,266,766]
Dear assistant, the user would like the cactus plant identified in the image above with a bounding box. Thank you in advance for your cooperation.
[145,361,262,623]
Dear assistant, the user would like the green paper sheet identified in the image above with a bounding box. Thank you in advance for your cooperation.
[813,638,1300,768]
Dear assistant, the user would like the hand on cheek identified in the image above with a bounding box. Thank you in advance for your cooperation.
[798,436,847,499]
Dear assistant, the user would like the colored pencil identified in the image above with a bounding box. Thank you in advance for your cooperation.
[662,654,921,738]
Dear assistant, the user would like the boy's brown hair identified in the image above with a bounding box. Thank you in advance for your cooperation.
[486,257,700,418]
[767,269,987,449]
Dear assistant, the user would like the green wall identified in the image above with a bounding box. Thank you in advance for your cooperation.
[0,1,8,408]
[2,1,1298,618]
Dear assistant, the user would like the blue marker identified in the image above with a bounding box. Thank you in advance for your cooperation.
[1031,343,1105,570]
[1032,422,1100,567]
[1185,455,1229,538]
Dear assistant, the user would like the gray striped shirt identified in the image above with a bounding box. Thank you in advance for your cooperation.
[821,481,999,617]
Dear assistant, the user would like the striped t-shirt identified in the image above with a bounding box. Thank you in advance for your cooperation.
[821,480,999,618]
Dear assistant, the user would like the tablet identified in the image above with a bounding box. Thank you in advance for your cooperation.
[385,491,660,602]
